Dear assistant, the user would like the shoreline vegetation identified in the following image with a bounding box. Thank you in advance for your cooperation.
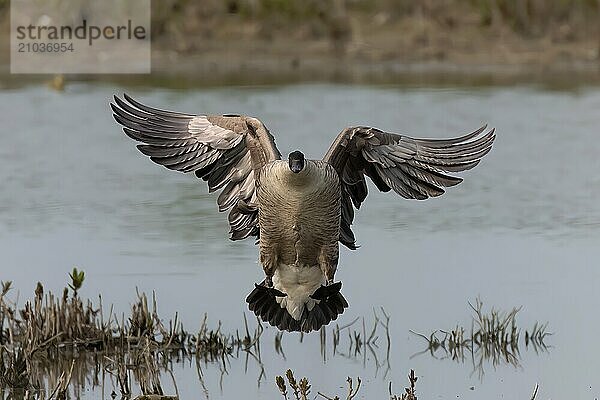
[147,0,600,85]
[0,0,599,87]
[0,269,549,399]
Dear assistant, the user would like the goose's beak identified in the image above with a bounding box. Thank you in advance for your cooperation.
[290,159,303,173]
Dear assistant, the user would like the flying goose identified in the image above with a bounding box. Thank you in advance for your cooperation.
[111,94,495,333]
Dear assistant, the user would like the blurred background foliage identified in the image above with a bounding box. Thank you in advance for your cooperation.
[2,0,599,45]
[0,0,598,83]
[142,0,600,70]
[148,0,600,42]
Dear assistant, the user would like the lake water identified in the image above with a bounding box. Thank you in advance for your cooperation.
[1,81,599,399]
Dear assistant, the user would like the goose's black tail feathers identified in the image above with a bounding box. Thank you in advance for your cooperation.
[246,281,348,333]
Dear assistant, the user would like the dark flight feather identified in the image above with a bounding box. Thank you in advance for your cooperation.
[323,125,495,249]
[112,94,281,241]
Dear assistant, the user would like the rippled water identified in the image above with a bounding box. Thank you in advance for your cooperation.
[1,82,600,399]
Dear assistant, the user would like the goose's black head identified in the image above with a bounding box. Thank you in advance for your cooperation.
[288,150,305,173]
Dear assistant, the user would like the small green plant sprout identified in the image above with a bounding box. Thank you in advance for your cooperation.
[68,267,85,297]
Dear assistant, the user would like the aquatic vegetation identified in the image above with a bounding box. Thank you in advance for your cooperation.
[0,272,262,398]
[0,347,29,389]
[0,272,548,399]
[275,367,541,399]
[410,298,550,378]
[0,272,393,398]
[389,370,417,400]
[275,369,419,400]
[275,369,312,400]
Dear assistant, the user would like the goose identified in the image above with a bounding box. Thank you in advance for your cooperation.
[111,94,495,333]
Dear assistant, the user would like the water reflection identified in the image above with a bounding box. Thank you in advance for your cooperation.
[1,278,552,399]
[0,281,394,399]
[409,299,550,379]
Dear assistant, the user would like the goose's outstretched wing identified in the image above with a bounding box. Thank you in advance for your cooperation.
[323,125,495,249]
[111,94,281,241]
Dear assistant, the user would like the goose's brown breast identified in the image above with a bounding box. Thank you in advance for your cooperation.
[257,161,341,266]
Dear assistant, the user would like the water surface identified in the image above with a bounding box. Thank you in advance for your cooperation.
[1,82,599,399]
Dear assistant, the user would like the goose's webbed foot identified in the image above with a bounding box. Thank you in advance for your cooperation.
[268,287,287,297]
[265,275,273,288]
[310,281,342,300]
[255,280,287,297]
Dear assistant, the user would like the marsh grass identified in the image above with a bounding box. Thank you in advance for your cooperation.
[0,273,393,399]
[277,367,540,400]
[0,347,29,389]
[0,273,549,399]
[0,273,265,399]
[276,368,418,400]
[388,369,417,400]
[410,298,550,377]
[275,369,313,400]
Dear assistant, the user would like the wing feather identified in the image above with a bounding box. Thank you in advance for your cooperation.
[323,125,495,249]
[112,94,281,241]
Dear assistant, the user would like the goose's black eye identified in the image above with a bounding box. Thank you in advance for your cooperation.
[288,150,305,173]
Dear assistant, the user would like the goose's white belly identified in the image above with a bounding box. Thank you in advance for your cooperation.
[272,263,323,320]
